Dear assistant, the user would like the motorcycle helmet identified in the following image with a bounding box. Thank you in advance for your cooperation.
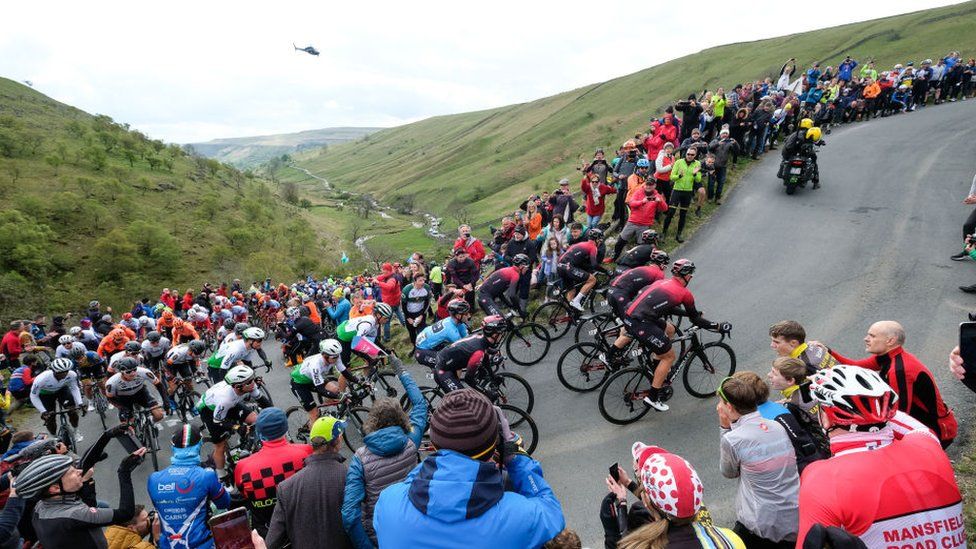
[799,118,814,129]
[806,127,822,141]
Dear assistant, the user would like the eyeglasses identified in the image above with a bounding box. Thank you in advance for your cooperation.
[716,376,733,402]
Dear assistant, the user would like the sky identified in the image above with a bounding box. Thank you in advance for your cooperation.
[1,0,964,144]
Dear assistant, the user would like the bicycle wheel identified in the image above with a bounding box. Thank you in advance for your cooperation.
[178,390,201,423]
[58,423,77,455]
[557,342,611,392]
[343,406,370,453]
[94,392,108,430]
[144,421,160,471]
[598,367,654,425]
[532,301,573,340]
[285,406,311,444]
[497,404,538,455]
[257,381,274,406]
[493,372,534,415]
[574,313,618,344]
[505,322,550,366]
[682,342,737,398]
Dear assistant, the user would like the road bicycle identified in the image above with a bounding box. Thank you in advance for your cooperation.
[48,408,81,455]
[598,325,735,425]
[79,373,110,430]
[532,272,611,340]
[128,406,161,471]
[470,313,551,367]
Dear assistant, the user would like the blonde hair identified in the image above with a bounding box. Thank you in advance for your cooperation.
[618,519,669,549]
[773,357,807,384]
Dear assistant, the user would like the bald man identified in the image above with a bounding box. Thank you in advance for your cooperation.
[825,321,957,448]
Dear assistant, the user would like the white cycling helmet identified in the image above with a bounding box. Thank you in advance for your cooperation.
[68,327,82,337]
[58,335,75,345]
[809,365,898,427]
[242,327,265,341]
[374,303,393,318]
[319,339,342,357]
[224,364,255,385]
[50,358,74,373]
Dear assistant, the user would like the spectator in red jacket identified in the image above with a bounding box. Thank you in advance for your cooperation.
[611,179,668,262]
[454,225,486,269]
[159,288,177,310]
[181,290,194,313]
[0,321,24,370]
[375,263,405,343]
[580,172,616,229]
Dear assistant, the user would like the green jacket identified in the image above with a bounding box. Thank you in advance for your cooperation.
[669,158,702,192]
[711,96,727,118]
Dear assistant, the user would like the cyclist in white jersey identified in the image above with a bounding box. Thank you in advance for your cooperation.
[30,358,83,436]
[105,357,168,423]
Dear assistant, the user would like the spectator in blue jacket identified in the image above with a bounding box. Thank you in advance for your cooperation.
[326,288,352,326]
[342,357,427,549]
[805,62,822,90]
[372,388,564,549]
[837,56,858,83]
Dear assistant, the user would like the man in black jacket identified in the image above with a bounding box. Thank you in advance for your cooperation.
[445,248,479,308]
[503,227,539,313]
[675,95,704,142]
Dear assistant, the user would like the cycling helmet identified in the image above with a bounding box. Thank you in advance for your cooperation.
[124,341,141,354]
[234,322,249,335]
[122,312,132,321]
[806,127,822,141]
[511,254,530,267]
[222,318,235,330]
[5,438,59,469]
[285,306,300,320]
[799,118,814,129]
[188,340,207,355]
[173,318,185,330]
[110,328,125,342]
[447,299,470,316]
[482,315,507,337]
[161,310,174,320]
[649,250,671,267]
[13,454,74,499]
[636,158,650,169]
[374,303,393,318]
[671,259,696,277]
[588,228,605,242]
[319,339,342,357]
[69,346,85,359]
[138,317,153,326]
[242,327,265,341]
[58,335,75,345]
[224,364,255,386]
[50,358,73,373]
[89,300,99,309]
[68,327,82,337]
[115,357,139,373]
[146,331,161,343]
[640,229,659,246]
[809,365,897,427]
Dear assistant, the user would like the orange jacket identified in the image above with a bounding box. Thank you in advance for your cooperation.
[863,82,881,99]
[171,325,200,345]
[525,212,543,240]
[304,300,321,325]
[97,335,130,358]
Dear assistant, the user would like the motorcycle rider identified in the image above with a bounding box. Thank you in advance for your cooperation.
[780,118,824,190]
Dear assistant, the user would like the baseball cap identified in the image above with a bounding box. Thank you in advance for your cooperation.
[310,415,346,445]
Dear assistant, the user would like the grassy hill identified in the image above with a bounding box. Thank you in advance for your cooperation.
[290,1,976,228]
[190,127,381,168]
[0,77,340,317]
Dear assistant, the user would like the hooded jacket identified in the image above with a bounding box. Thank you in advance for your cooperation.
[373,451,564,549]
[148,444,230,549]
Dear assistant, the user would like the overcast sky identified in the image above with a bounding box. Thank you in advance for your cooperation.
[1,0,963,143]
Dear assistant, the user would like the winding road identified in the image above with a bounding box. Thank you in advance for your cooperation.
[69,100,976,546]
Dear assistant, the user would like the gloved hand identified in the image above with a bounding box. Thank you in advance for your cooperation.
[118,448,147,474]
[391,356,406,376]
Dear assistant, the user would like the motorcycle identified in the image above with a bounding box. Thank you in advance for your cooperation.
[778,142,822,195]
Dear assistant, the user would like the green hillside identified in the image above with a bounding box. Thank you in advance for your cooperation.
[0,77,335,317]
[292,1,976,227]
[190,126,381,168]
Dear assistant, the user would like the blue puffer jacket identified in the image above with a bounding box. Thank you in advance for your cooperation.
[372,450,565,549]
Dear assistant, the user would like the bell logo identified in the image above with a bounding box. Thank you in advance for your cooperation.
[157,483,175,491]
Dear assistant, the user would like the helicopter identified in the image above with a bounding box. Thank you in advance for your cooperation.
[293,43,320,56]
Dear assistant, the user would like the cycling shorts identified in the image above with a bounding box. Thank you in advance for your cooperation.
[199,406,248,443]
[110,387,159,416]
[39,388,76,414]
[79,361,106,380]
[606,288,631,320]
[557,263,590,288]
[434,370,465,394]
[669,190,694,209]
[289,379,334,412]
[414,348,439,368]
[623,317,671,354]
[166,361,196,380]
[477,294,505,318]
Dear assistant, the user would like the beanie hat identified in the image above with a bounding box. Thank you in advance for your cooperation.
[256,407,289,441]
[172,424,203,448]
[632,441,703,519]
[430,389,498,458]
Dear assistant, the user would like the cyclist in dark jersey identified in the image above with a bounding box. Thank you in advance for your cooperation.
[558,229,605,311]
[614,230,660,275]
[605,250,670,363]
[478,254,530,318]
[433,316,506,395]
[623,259,726,412]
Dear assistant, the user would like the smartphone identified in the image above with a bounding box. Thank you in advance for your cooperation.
[609,462,621,483]
[960,322,976,375]
[209,508,254,549]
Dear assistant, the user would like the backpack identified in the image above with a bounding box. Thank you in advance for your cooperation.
[773,402,830,474]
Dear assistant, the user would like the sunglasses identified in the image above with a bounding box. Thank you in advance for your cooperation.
[716,376,734,402]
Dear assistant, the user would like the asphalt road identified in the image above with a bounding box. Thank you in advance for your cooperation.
[55,99,976,547]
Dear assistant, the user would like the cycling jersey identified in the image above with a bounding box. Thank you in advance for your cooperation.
[105,367,158,398]
[610,266,665,300]
[141,338,172,359]
[479,267,521,299]
[436,335,492,374]
[336,316,378,343]
[109,351,142,371]
[166,344,197,366]
[55,341,87,359]
[625,278,712,327]
[196,381,262,422]
[290,353,346,386]
[616,244,657,270]
[209,339,258,371]
[171,325,200,345]
[149,461,230,549]
[33,493,121,549]
[29,370,82,412]
[558,241,600,271]
[798,430,965,547]
[415,318,468,351]
[73,351,107,376]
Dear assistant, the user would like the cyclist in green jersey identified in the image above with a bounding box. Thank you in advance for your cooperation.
[290,339,361,424]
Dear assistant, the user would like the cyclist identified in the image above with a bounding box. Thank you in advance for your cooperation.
[148,425,231,549]
[169,318,200,345]
[222,322,250,347]
[433,316,507,395]
[215,318,235,344]
[414,299,471,368]
[290,306,324,359]
[196,364,272,484]
[604,250,670,363]
[55,335,86,359]
[335,303,392,366]
[30,358,83,437]
[105,357,169,424]
[156,309,176,339]
[290,339,361,425]
[623,259,727,412]
[614,230,661,274]
[206,327,269,385]
[108,340,145,373]
[557,228,606,311]
[140,331,171,374]
[96,328,131,359]
[136,315,156,339]
[69,346,109,413]
[798,366,966,546]
[478,254,531,318]
[164,340,208,405]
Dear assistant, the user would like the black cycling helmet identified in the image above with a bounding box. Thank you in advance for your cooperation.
[115,357,139,373]
[482,315,507,337]
[641,229,660,246]
[223,318,235,330]
[146,331,161,343]
[588,228,605,242]
[511,254,530,267]
[124,341,141,354]
[649,250,670,267]
[234,322,249,336]
[188,340,207,355]
[671,258,696,277]
[69,346,86,359]
[447,299,470,316]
